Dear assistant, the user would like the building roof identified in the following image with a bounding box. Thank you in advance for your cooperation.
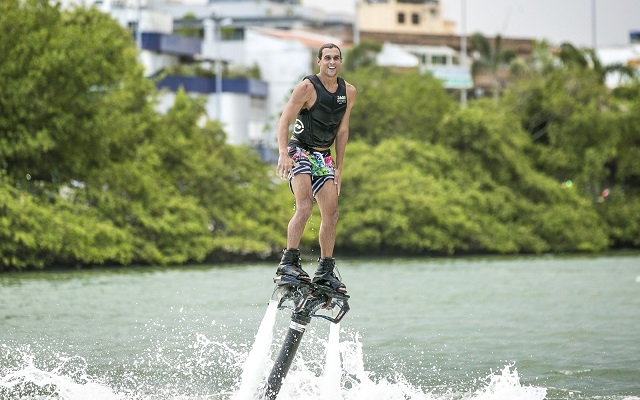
[356,31,535,56]
[376,42,419,67]
[253,27,344,49]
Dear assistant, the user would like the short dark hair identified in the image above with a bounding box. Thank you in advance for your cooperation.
[318,43,342,60]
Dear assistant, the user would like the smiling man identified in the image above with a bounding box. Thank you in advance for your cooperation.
[273,43,357,296]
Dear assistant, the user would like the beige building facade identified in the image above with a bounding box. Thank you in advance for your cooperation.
[358,0,455,35]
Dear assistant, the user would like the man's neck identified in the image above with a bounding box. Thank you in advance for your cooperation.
[317,73,338,88]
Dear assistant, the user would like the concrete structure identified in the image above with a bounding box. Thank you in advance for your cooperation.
[358,0,455,36]
[133,27,270,150]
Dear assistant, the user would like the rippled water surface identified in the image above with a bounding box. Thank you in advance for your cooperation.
[1,253,639,399]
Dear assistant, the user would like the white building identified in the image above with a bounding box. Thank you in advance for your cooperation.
[596,32,640,88]
[62,0,346,160]
[375,42,472,90]
[358,0,455,36]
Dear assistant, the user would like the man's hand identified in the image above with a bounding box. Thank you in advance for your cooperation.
[276,153,295,180]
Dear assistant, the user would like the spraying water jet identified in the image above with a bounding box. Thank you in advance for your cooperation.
[262,275,350,400]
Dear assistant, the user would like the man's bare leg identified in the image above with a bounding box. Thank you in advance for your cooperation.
[315,182,339,258]
[312,181,346,293]
[275,174,315,282]
[286,175,314,249]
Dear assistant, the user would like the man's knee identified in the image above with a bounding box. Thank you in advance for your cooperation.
[322,207,339,225]
[295,197,314,218]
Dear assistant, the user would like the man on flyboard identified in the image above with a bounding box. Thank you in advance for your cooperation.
[273,43,357,297]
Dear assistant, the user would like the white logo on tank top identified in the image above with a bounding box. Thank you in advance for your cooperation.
[294,118,304,134]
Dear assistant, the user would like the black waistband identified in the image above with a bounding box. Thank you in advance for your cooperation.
[289,140,331,157]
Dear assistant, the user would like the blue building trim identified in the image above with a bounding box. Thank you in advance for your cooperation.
[226,78,269,97]
[139,32,201,56]
[156,76,268,97]
[160,34,201,56]
[140,32,162,51]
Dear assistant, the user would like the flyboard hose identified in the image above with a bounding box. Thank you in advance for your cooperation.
[263,279,349,400]
[263,313,310,399]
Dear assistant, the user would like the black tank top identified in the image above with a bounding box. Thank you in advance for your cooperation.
[292,74,348,149]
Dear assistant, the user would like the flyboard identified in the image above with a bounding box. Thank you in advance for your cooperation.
[262,275,350,400]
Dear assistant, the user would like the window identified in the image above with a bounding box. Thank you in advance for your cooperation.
[431,55,447,65]
[412,13,420,25]
[397,12,405,24]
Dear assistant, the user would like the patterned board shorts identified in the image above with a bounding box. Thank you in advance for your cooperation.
[287,144,335,197]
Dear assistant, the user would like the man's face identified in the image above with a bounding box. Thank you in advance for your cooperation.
[318,48,342,76]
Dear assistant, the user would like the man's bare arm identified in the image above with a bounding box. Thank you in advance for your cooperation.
[333,82,357,195]
[275,80,315,179]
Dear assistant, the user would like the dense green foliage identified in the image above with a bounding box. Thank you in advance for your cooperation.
[345,66,453,145]
[338,102,608,255]
[0,0,288,270]
[503,53,640,249]
[1,0,639,270]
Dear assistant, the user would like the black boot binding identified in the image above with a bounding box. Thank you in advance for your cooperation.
[275,248,310,284]
[312,257,347,294]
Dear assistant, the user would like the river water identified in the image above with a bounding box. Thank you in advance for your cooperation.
[1,253,639,400]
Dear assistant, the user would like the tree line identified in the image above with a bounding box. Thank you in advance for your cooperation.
[1,0,639,270]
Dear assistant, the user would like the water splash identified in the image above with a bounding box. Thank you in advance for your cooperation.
[0,344,122,400]
[232,300,279,400]
[471,365,547,400]
[321,323,342,399]
[1,323,547,400]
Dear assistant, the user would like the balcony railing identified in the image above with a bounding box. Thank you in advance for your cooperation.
[138,32,201,57]
[156,76,268,97]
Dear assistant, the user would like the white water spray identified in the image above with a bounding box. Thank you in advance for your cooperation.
[0,349,120,400]
[471,365,547,400]
[2,307,548,400]
[321,322,342,400]
[0,331,548,400]
[232,300,279,400]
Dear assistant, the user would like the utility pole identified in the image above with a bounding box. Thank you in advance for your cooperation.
[460,0,467,105]
[215,18,222,121]
[136,0,142,51]
[353,0,360,47]
[205,15,231,121]
[591,0,597,49]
